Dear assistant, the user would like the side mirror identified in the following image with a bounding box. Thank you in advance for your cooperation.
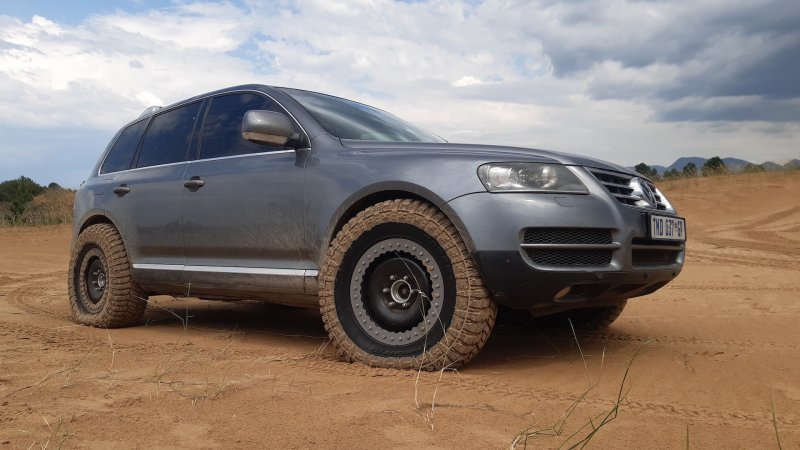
[242,110,294,147]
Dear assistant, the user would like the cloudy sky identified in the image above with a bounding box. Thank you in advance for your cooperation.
[1,0,798,187]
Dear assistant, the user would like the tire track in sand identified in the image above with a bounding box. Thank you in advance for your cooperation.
[1,319,795,430]
[3,272,70,320]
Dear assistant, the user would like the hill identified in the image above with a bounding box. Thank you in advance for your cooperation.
[633,156,798,175]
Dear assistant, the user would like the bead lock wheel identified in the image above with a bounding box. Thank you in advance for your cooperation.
[320,199,498,370]
[350,238,445,347]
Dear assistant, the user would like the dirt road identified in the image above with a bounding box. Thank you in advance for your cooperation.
[1,172,798,449]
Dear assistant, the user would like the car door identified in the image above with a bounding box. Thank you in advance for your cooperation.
[109,100,203,284]
[181,92,308,292]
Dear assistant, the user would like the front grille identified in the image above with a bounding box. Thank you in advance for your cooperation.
[589,168,668,210]
[632,250,680,266]
[523,228,612,245]
[522,227,614,267]
[631,237,683,267]
[589,169,636,205]
[525,248,613,266]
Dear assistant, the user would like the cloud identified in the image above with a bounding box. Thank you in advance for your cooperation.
[0,0,798,187]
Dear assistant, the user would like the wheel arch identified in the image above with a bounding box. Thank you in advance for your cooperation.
[78,213,117,234]
[323,182,478,261]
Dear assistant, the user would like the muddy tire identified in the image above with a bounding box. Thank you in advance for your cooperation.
[319,199,497,370]
[543,301,627,331]
[68,224,146,327]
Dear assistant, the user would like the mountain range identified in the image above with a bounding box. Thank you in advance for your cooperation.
[634,157,800,175]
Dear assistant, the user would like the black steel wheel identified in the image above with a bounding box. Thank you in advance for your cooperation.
[320,199,497,370]
[68,224,146,327]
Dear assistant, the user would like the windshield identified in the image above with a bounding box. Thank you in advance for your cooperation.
[282,88,445,143]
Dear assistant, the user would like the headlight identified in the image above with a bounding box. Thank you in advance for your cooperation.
[477,163,588,193]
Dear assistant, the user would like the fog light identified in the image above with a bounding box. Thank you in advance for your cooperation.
[553,286,572,300]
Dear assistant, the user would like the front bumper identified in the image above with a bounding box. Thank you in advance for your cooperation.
[447,184,684,310]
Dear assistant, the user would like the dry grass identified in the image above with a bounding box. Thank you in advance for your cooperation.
[0,189,74,227]
[510,322,647,450]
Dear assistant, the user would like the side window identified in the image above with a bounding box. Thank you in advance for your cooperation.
[200,93,293,159]
[136,101,202,168]
[100,119,148,174]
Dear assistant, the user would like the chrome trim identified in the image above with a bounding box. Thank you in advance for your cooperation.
[631,244,684,251]
[520,243,622,250]
[186,149,296,165]
[184,266,306,276]
[132,263,319,278]
[132,263,183,271]
[100,160,188,176]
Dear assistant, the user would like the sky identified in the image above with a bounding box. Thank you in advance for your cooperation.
[1,0,798,187]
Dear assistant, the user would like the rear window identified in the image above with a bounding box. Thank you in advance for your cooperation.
[136,101,202,168]
[100,119,148,174]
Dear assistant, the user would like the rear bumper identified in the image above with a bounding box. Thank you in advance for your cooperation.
[447,188,684,310]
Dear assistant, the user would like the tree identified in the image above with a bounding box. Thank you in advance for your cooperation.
[0,176,45,220]
[701,156,727,176]
[682,162,697,178]
[742,163,765,173]
[634,163,659,180]
[663,168,681,180]
[47,182,62,190]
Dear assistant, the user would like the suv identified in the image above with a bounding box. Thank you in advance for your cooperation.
[69,85,686,369]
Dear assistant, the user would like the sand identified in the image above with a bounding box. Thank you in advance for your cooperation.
[1,171,798,449]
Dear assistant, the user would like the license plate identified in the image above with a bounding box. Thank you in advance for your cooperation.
[649,214,686,241]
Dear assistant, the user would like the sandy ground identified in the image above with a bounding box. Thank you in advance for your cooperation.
[1,172,798,449]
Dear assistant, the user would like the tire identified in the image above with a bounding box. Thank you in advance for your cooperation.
[541,301,627,331]
[319,199,497,370]
[68,223,146,328]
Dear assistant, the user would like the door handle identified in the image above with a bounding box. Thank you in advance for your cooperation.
[112,185,130,196]
[184,177,205,190]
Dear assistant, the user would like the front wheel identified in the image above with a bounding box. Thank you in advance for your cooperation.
[319,199,497,370]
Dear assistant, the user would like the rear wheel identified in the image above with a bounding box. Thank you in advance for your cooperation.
[319,199,497,370]
[68,224,146,327]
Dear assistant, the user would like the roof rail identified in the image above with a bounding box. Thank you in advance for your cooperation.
[139,105,162,118]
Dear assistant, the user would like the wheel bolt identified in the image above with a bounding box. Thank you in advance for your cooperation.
[382,288,390,293]
[389,275,396,281]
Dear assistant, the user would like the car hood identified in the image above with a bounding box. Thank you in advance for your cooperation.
[340,140,639,177]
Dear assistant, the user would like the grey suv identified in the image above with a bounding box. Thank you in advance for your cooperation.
[69,85,686,369]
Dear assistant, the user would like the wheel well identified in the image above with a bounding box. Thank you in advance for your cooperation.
[79,215,114,234]
[328,190,428,247]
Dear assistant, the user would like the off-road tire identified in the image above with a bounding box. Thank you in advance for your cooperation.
[544,301,627,331]
[319,199,497,370]
[68,223,146,327]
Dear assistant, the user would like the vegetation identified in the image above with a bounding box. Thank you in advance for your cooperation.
[682,162,697,177]
[701,156,728,176]
[0,176,74,226]
[634,156,750,182]
[634,163,659,180]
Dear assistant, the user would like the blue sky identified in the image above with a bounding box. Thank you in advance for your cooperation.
[1,0,176,24]
[1,0,798,187]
